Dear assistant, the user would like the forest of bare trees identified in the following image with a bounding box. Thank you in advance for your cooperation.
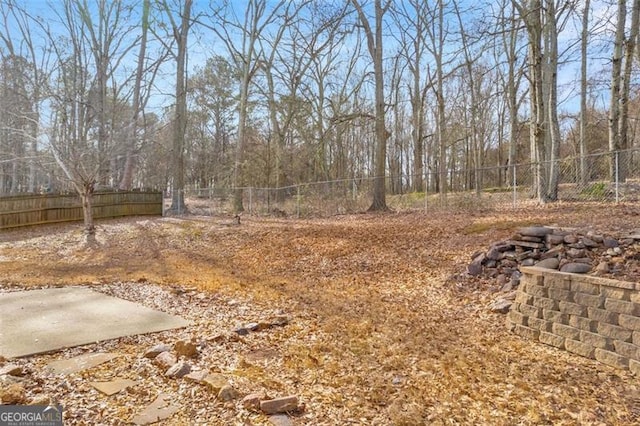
[1,0,639,226]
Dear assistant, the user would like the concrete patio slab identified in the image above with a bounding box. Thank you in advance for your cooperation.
[0,287,190,358]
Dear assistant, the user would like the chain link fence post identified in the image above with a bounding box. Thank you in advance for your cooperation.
[615,151,620,203]
[512,164,517,209]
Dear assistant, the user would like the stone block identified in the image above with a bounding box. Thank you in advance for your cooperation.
[519,303,541,319]
[260,396,299,415]
[604,299,638,316]
[528,317,552,332]
[539,331,565,349]
[545,276,572,290]
[526,284,548,298]
[568,315,597,332]
[613,341,640,360]
[630,292,640,304]
[547,288,574,302]
[595,348,629,369]
[515,291,533,305]
[574,293,604,308]
[601,287,631,301]
[565,339,595,359]
[552,323,580,340]
[587,307,619,325]
[559,301,587,317]
[618,314,640,331]
[513,324,540,340]
[507,310,527,326]
[571,281,600,295]
[579,330,611,350]
[597,322,633,342]
[543,309,568,324]
[630,359,640,375]
[532,296,558,311]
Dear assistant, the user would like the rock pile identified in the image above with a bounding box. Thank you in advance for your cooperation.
[468,225,640,293]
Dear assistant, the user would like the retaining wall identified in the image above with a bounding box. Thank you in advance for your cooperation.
[507,266,640,372]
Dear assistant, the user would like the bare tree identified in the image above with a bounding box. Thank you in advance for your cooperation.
[206,0,285,213]
[579,0,591,186]
[616,0,640,182]
[351,0,392,211]
[159,0,192,214]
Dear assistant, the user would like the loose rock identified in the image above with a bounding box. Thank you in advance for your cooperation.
[174,340,198,359]
[154,351,177,369]
[165,361,191,379]
[143,344,171,359]
[217,384,239,401]
[560,263,592,274]
[260,395,299,415]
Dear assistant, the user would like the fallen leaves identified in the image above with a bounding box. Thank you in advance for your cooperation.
[1,205,640,424]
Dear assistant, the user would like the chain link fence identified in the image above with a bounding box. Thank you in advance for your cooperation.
[168,149,640,218]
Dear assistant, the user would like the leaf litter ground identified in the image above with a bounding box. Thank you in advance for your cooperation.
[1,202,640,425]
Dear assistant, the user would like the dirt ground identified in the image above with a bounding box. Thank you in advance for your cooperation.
[1,202,640,425]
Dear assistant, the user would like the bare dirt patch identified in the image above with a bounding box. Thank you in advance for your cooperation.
[1,202,640,425]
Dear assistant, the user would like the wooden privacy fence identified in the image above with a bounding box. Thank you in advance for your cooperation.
[0,191,163,229]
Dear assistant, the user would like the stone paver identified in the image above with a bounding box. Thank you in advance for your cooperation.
[131,393,179,425]
[90,378,138,396]
[46,352,120,375]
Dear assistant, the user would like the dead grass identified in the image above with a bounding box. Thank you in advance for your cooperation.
[1,204,640,424]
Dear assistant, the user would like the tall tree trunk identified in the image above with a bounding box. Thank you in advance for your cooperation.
[119,0,150,190]
[545,0,560,201]
[609,0,626,182]
[352,0,390,211]
[618,0,640,183]
[579,0,590,186]
[169,0,191,213]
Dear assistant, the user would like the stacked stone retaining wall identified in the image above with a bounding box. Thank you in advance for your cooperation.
[507,266,640,372]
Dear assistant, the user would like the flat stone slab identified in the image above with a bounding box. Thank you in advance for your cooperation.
[90,378,138,396]
[46,352,120,375]
[131,393,180,425]
[0,287,190,358]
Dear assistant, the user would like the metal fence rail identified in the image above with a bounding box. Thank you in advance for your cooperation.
[0,191,163,229]
[175,149,640,218]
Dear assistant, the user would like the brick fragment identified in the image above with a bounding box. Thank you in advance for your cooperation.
[595,348,629,369]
